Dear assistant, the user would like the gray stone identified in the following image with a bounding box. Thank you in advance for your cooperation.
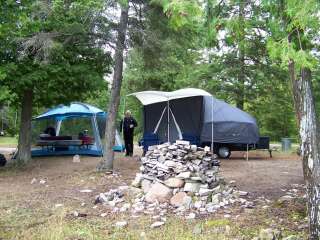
[176,171,191,179]
[176,140,190,145]
[198,188,213,196]
[164,160,176,168]
[278,195,294,203]
[98,193,109,203]
[141,179,152,193]
[283,236,299,240]
[206,203,219,213]
[259,228,282,240]
[211,193,222,205]
[238,190,248,196]
[131,173,143,188]
[190,145,198,152]
[184,182,202,192]
[192,159,202,165]
[145,182,173,203]
[190,176,202,181]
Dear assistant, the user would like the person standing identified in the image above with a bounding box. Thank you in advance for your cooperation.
[120,110,137,156]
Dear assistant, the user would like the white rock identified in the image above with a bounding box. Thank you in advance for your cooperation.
[198,188,213,196]
[238,191,248,196]
[185,212,196,220]
[176,140,190,145]
[39,179,46,184]
[184,182,201,192]
[118,185,129,191]
[131,173,143,188]
[120,203,131,212]
[108,201,116,207]
[176,171,191,179]
[278,195,294,202]
[194,201,203,209]
[30,178,37,184]
[72,154,80,163]
[79,189,93,193]
[115,221,128,228]
[204,146,211,152]
[164,160,177,168]
[150,221,165,228]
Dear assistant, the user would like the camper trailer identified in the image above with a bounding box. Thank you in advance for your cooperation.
[130,88,269,158]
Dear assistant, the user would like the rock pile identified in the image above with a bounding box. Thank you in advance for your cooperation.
[131,140,250,213]
[94,141,253,228]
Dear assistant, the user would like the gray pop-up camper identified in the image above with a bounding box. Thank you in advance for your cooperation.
[130,88,268,158]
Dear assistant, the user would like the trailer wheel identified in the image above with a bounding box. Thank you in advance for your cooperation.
[217,146,231,159]
[0,154,7,167]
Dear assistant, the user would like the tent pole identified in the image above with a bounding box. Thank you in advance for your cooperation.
[246,144,249,161]
[56,120,62,136]
[167,100,170,143]
[92,115,102,154]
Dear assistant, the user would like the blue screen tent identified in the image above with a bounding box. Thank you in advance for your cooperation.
[31,102,124,157]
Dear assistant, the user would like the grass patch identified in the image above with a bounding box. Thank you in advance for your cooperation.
[206,218,230,228]
[0,136,17,146]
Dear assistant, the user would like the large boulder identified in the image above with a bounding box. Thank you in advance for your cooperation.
[170,192,192,208]
[145,182,173,203]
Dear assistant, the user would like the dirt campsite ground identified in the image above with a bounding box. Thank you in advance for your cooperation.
[0,147,307,239]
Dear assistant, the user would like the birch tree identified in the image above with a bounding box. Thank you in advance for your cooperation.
[264,0,320,238]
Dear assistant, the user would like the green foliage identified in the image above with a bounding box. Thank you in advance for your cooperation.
[151,0,202,30]
[123,0,299,140]
[263,0,320,69]
[267,39,317,70]
[0,0,112,108]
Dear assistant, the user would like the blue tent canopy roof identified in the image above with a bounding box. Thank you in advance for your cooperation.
[31,102,125,156]
[34,102,106,120]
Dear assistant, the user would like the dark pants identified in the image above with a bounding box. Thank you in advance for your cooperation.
[124,132,134,156]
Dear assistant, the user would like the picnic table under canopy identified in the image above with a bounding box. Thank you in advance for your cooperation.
[31,102,124,157]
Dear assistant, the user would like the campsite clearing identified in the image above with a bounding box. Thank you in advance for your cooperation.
[0,150,306,239]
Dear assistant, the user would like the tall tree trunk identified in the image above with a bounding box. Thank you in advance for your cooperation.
[236,0,245,110]
[289,60,320,238]
[15,89,33,164]
[97,3,129,172]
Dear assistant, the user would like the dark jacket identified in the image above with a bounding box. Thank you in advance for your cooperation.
[120,116,137,135]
